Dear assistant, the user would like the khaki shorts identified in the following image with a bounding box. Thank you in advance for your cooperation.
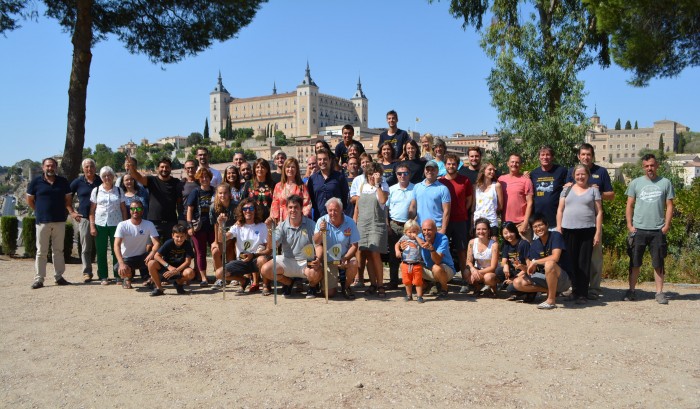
[422,263,456,282]
[275,256,307,279]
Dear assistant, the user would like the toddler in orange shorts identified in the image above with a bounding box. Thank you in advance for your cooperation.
[394,220,425,303]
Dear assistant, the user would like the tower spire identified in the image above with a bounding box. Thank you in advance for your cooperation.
[273,81,277,95]
[352,75,366,99]
[300,61,316,86]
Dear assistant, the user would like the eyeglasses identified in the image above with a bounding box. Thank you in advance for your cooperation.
[130,207,143,212]
[396,172,409,176]
[242,206,255,212]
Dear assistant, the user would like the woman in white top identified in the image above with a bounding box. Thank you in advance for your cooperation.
[472,162,503,238]
[466,218,500,297]
[90,166,127,285]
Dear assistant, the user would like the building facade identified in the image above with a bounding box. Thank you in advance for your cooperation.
[209,63,368,141]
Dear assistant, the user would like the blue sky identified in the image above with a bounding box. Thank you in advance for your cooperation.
[1,0,698,167]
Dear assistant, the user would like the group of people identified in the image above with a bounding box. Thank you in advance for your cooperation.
[27,109,675,306]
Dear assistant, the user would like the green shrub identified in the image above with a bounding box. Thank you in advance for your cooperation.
[1,216,18,255]
[21,217,36,257]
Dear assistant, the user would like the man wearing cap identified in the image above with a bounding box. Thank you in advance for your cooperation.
[410,160,451,234]
[271,150,287,186]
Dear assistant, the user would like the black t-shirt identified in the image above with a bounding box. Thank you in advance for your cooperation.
[158,238,195,266]
[146,175,182,222]
[501,239,530,269]
[335,141,365,165]
[186,187,214,229]
[271,172,282,186]
[181,180,199,203]
[458,166,501,187]
[209,202,237,229]
[529,231,571,274]
[401,159,426,185]
[381,162,398,186]
[530,165,567,226]
[379,129,410,159]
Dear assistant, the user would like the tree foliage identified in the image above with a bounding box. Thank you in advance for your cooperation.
[1,0,266,182]
[203,118,209,139]
[624,120,632,130]
[614,118,621,130]
[585,0,700,86]
[187,132,203,147]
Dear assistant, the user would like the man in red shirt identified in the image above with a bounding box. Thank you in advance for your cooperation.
[498,153,533,240]
[438,153,473,285]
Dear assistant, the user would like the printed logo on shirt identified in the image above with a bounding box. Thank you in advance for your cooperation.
[639,185,663,203]
[139,230,144,235]
[343,228,352,236]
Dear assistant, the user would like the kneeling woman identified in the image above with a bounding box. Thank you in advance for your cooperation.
[465,218,500,297]
[497,222,531,300]
[213,198,271,293]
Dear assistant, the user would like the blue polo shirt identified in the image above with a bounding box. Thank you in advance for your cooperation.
[413,180,451,227]
[27,175,72,223]
[314,214,360,262]
[418,232,455,271]
[566,164,613,194]
[70,175,102,217]
[307,170,349,221]
[387,183,415,223]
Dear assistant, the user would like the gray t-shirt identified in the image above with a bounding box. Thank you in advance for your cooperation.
[560,187,601,229]
[398,235,422,263]
[625,176,675,230]
[274,217,317,261]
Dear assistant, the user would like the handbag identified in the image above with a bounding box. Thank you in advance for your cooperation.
[191,189,204,232]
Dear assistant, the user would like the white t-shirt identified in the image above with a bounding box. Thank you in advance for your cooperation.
[115,219,158,258]
[351,176,389,209]
[229,222,268,258]
[90,185,125,226]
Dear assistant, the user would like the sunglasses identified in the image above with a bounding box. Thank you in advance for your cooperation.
[242,206,255,212]
[396,172,409,176]
[130,207,143,212]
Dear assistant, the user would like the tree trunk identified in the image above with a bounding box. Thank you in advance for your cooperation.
[61,0,93,181]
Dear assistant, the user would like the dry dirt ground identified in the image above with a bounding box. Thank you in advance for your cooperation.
[1,257,699,409]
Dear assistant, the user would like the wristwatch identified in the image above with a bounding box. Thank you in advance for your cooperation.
[164,263,169,268]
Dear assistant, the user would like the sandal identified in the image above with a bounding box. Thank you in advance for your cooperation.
[83,274,92,283]
[249,283,260,293]
[122,280,133,289]
[377,286,386,298]
[100,279,110,286]
[262,287,272,296]
[365,285,377,295]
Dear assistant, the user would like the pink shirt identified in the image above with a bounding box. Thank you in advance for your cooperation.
[498,174,533,223]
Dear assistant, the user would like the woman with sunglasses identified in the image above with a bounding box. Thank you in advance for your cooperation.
[213,198,271,293]
[465,218,500,297]
[473,162,503,239]
[224,165,244,209]
[186,167,215,286]
[399,139,426,185]
[210,183,236,272]
[243,158,274,220]
[271,157,311,223]
[497,222,531,301]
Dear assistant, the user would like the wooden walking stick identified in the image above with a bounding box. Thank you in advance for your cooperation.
[271,221,278,305]
[322,224,329,304]
[221,222,226,300]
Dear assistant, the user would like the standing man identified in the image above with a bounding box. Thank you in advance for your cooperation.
[410,160,451,234]
[239,161,253,183]
[232,152,246,168]
[27,158,75,289]
[498,154,534,239]
[379,110,410,159]
[270,150,287,185]
[307,148,349,221]
[530,145,567,230]
[624,154,674,304]
[335,124,365,166]
[439,153,473,286]
[126,157,182,241]
[195,147,222,187]
[70,158,102,282]
[181,159,199,202]
[344,156,361,217]
[303,155,318,184]
[458,146,497,187]
[386,163,416,289]
[568,143,614,298]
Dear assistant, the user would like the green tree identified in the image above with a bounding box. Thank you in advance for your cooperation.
[203,118,209,139]
[93,143,114,169]
[624,120,632,130]
[634,120,638,129]
[585,0,700,86]
[187,132,203,147]
[615,118,621,130]
[112,151,126,172]
[1,1,266,182]
[274,130,288,146]
[678,132,687,153]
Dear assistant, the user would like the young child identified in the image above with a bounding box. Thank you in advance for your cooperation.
[147,224,196,296]
[395,220,425,303]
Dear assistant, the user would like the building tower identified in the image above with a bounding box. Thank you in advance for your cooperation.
[210,71,230,142]
[296,61,319,136]
[351,76,368,128]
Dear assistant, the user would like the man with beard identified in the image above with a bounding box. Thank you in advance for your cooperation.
[195,147,222,187]
[307,148,349,221]
[458,146,499,186]
[27,157,75,289]
[114,200,160,290]
[126,157,182,242]
[70,158,102,282]
[239,161,253,184]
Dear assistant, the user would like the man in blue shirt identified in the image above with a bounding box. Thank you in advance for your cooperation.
[386,163,415,289]
[69,158,102,282]
[414,219,456,300]
[512,213,572,310]
[314,197,360,299]
[27,158,75,289]
[530,145,567,229]
[410,160,451,233]
[307,148,349,221]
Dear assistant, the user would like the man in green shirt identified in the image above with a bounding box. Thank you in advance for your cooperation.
[624,154,674,304]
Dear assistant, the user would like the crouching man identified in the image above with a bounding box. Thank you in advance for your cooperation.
[261,195,322,299]
[313,197,360,299]
[415,219,456,300]
[147,224,196,296]
[512,213,572,309]
[113,200,160,289]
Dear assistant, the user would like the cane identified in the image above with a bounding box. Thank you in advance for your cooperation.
[271,220,278,305]
[322,224,329,304]
[221,222,226,300]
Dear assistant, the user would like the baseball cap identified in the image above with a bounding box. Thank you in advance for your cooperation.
[425,160,438,169]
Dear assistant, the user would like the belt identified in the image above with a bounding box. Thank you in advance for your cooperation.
[391,220,406,226]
